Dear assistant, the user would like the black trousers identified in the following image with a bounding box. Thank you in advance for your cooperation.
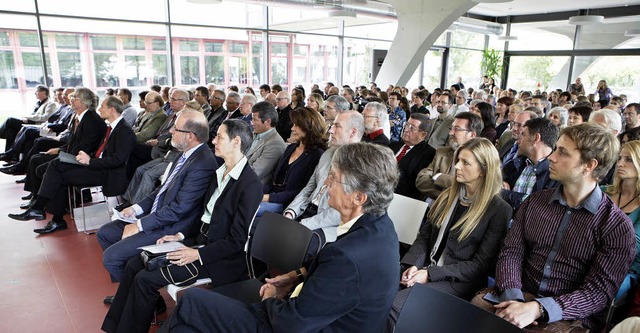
[160,288,272,333]
[127,143,153,178]
[15,137,62,175]
[0,117,34,151]
[25,152,56,193]
[102,255,209,333]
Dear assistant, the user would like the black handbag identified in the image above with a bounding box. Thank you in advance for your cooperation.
[140,250,171,270]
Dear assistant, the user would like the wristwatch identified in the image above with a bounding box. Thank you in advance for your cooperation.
[295,269,304,283]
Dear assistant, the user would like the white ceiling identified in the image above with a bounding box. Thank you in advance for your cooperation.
[469,0,640,16]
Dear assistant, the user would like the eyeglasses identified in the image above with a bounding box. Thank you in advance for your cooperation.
[144,101,156,106]
[276,97,289,101]
[451,126,471,132]
[211,96,223,101]
[171,125,192,134]
[325,170,348,187]
[403,123,423,132]
[363,115,378,119]
[170,97,186,102]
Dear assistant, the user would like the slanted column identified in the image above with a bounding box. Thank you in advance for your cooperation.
[376,0,475,86]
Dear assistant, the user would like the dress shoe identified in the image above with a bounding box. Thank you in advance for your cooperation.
[1,165,25,175]
[34,220,68,234]
[15,177,26,184]
[0,152,15,162]
[2,162,16,167]
[22,193,33,200]
[8,208,46,221]
[20,198,35,210]
[103,296,114,305]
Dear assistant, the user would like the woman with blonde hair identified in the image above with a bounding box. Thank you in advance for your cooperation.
[306,92,324,114]
[603,141,640,299]
[387,138,512,331]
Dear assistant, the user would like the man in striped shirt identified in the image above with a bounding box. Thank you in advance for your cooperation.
[473,123,635,331]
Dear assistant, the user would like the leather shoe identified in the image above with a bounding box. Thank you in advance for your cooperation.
[8,208,46,221]
[34,220,67,234]
[22,193,33,200]
[15,177,26,184]
[0,151,14,162]
[20,199,35,210]
[103,296,114,305]
[0,165,25,175]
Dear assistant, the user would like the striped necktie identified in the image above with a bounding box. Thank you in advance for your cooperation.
[151,154,187,213]
[396,144,410,162]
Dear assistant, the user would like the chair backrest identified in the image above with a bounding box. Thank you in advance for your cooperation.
[248,212,313,276]
[395,284,523,333]
[387,193,428,245]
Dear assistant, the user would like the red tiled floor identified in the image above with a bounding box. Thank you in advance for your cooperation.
[0,161,176,333]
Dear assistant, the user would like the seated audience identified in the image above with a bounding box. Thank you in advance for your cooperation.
[623,103,640,132]
[501,118,559,210]
[391,113,436,200]
[361,101,390,146]
[20,87,107,216]
[388,92,407,142]
[305,92,324,114]
[101,119,262,333]
[239,93,257,125]
[387,138,511,331]
[97,110,216,283]
[621,126,640,144]
[495,96,514,139]
[602,141,640,300]
[0,85,57,152]
[428,93,456,148]
[284,110,364,243]
[162,142,401,333]
[9,95,135,235]
[246,101,286,185]
[258,107,327,216]
[472,123,635,331]
[416,112,482,200]
[274,91,292,140]
[501,110,538,167]
[116,88,138,127]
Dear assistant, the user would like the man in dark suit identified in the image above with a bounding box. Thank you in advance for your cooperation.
[9,95,135,234]
[223,91,243,120]
[97,110,217,283]
[20,87,107,206]
[101,119,262,333]
[206,89,226,140]
[391,113,436,200]
[274,91,292,141]
[161,142,400,333]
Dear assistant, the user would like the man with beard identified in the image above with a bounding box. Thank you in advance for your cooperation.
[427,93,456,148]
[416,112,482,200]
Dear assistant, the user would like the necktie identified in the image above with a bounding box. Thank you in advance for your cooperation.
[72,117,79,133]
[95,125,112,158]
[502,143,518,166]
[151,154,187,213]
[396,144,410,162]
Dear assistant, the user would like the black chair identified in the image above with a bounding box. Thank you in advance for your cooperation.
[211,211,315,304]
[394,284,523,333]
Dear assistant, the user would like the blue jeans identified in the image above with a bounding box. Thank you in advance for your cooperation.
[255,202,285,218]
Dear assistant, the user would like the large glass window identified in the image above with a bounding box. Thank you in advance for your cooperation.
[180,56,200,85]
[0,51,17,89]
[343,38,391,88]
[37,0,164,21]
[423,49,444,90]
[152,54,168,85]
[507,56,571,92]
[508,21,574,51]
[573,55,640,102]
[58,52,83,87]
[94,53,119,87]
[169,0,265,29]
[448,49,483,88]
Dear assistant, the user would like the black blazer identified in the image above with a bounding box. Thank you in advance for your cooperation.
[275,105,293,141]
[402,195,512,299]
[87,119,136,196]
[186,163,263,286]
[363,132,390,146]
[61,110,107,156]
[391,140,436,200]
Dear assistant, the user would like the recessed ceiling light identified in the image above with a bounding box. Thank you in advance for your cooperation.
[568,15,604,25]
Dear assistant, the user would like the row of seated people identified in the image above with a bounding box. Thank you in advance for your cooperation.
[1,83,639,331]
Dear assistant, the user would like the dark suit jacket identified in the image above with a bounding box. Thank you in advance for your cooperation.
[61,110,107,156]
[498,137,515,161]
[402,196,512,299]
[138,144,217,236]
[391,140,436,200]
[363,131,390,146]
[257,213,400,332]
[186,163,262,285]
[46,105,74,134]
[86,119,136,196]
[228,108,243,120]
[275,105,293,140]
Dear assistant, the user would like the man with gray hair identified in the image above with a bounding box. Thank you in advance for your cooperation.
[246,101,286,185]
[502,110,538,168]
[324,94,350,128]
[275,91,292,140]
[362,101,390,146]
[224,92,242,120]
[284,110,364,243]
[589,108,623,184]
[239,94,257,125]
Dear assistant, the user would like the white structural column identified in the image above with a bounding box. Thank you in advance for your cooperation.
[376,0,475,86]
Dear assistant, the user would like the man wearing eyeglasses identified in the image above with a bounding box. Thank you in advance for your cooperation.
[502,110,538,168]
[390,113,436,200]
[131,91,168,144]
[427,93,456,148]
[275,91,292,140]
[416,112,482,200]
